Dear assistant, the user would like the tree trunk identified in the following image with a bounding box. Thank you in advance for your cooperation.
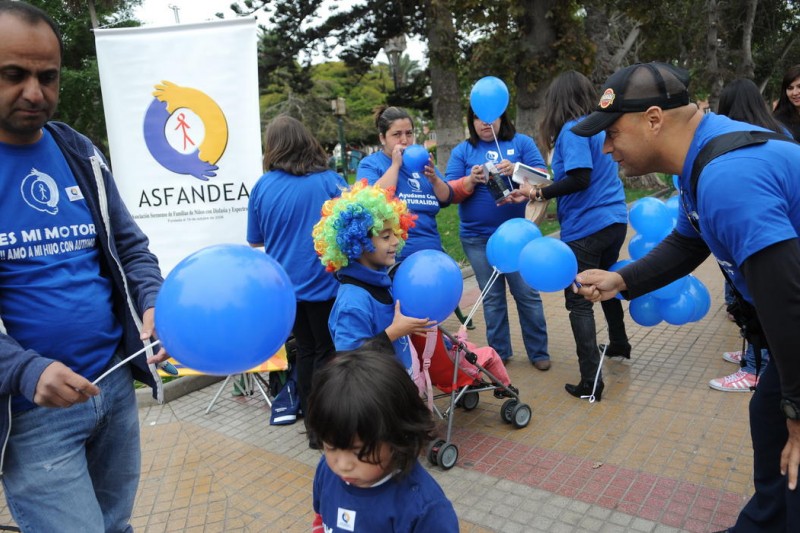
[705,0,724,108]
[622,173,665,189]
[737,0,758,79]
[514,0,557,136]
[425,0,463,172]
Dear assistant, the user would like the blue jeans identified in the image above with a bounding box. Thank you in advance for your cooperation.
[564,224,629,382]
[742,344,770,375]
[2,356,140,533]
[461,235,549,362]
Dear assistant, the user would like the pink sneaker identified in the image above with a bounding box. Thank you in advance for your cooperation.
[722,350,743,364]
[709,369,757,392]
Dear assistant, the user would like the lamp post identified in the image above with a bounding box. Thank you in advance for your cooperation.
[383,34,407,89]
[331,97,347,178]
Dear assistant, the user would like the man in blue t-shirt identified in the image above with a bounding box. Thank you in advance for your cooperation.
[572,62,800,532]
[0,3,166,531]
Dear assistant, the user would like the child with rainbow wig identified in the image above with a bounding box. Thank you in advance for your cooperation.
[313,180,436,375]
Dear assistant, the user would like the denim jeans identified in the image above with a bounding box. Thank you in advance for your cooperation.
[461,235,549,362]
[564,223,629,382]
[2,356,139,533]
[742,344,770,375]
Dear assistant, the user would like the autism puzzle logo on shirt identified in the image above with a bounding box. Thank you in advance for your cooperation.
[21,168,59,215]
[143,81,229,181]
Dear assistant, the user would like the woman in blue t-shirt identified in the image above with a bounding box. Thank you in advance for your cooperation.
[512,71,629,399]
[357,106,452,260]
[445,106,550,369]
[247,116,347,430]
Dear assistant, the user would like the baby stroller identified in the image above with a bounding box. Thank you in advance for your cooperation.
[410,326,532,470]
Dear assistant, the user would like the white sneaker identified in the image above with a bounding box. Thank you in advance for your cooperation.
[722,350,743,364]
[709,369,757,392]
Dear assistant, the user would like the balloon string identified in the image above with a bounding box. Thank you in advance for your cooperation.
[92,340,161,385]
[581,341,606,403]
[491,125,503,158]
[465,268,500,325]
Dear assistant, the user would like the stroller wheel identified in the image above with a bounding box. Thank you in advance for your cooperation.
[501,399,517,424]
[437,442,459,470]
[427,439,446,466]
[461,391,480,411]
[511,403,532,429]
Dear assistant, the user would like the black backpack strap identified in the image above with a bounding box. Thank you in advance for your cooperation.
[338,275,393,305]
[690,130,793,199]
[688,130,794,387]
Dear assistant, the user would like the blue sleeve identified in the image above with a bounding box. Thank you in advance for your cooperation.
[357,155,384,184]
[517,134,546,169]
[330,299,378,351]
[412,498,460,533]
[444,142,468,182]
[246,178,265,244]
[559,129,594,172]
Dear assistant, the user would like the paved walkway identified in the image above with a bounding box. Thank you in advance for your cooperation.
[0,230,753,532]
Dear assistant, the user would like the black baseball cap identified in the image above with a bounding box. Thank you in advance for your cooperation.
[571,62,690,137]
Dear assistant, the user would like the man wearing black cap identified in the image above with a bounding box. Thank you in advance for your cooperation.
[573,62,800,532]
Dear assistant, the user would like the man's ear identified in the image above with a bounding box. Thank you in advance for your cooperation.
[643,106,665,134]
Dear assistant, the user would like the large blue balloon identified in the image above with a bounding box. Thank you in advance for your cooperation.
[469,76,510,123]
[629,197,672,239]
[393,250,463,324]
[155,245,296,375]
[665,195,680,228]
[685,275,711,322]
[656,293,696,326]
[487,218,543,273]
[402,144,429,174]
[628,232,667,260]
[519,237,578,292]
[629,295,662,326]
[651,276,688,300]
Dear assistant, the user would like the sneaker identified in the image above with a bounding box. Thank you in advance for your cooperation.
[709,369,757,392]
[722,350,743,364]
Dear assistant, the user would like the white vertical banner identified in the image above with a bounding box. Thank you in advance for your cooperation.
[95,18,261,274]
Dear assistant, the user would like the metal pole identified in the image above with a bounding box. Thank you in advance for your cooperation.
[337,115,347,179]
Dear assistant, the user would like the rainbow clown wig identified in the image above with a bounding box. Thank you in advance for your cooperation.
[312,180,416,272]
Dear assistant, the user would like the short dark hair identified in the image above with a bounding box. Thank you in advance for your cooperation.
[773,65,800,129]
[539,71,598,150]
[373,105,414,136]
[0,1,63,57]
[262,115,329,175]
[466,106,516,146]
[717,78,785,134]
[306,348,436,478]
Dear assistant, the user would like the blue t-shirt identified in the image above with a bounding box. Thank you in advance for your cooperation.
[313,456,459,533]
[550,118,627,242]
[676,113,800,303]
[329,262,412,372]
[445,133,546,237]
[357,151,448,260]
[0,131,121,410]
[247,168,346,302]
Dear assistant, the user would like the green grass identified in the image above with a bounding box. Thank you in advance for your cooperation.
[435,180,669,265]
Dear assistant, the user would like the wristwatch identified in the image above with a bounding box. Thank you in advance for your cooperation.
[781,398,800,420]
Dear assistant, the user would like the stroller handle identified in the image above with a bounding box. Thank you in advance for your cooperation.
[437,326,478,366]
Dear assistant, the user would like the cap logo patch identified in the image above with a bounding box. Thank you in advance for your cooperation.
[599,88,616,109]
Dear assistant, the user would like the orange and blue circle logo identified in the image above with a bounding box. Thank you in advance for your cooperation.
[143,81,229,181]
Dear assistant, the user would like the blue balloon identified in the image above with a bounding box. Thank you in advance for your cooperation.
[629,197,672,239]
[609,259,633,300]
[469,76,510,123]
[393,250,463,324]
[685,275,711,322]
[519,237,578,292]
[651,276,688,300]
[487,218,543,273]
[672,174,680,191]
[665,195,680,228]
[629,295,662,326]
[628,232,666,260]
[402,144,429,174]
[155,245,296,375]
[656,293,696,326]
